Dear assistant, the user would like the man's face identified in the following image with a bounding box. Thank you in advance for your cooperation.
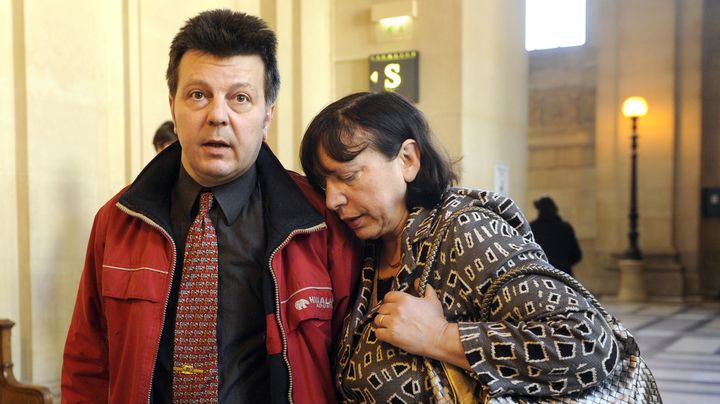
[170,50,275,187]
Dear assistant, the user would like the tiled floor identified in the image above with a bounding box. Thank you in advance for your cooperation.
[602,300,720,404]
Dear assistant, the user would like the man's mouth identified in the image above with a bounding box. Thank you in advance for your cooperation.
[203,140,230,149]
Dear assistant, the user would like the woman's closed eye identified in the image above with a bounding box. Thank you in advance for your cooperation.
[339,172,357,182]
[320,169,360,191]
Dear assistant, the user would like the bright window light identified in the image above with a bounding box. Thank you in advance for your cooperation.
[525,0,586,51]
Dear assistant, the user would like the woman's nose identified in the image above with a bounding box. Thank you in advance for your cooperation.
[325,181,347,212]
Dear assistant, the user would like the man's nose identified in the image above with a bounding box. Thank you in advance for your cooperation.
[207,98,229,126]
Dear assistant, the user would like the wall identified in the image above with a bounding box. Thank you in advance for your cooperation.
[674,0,702,297]
[332,0,463,162]
[8,1,127,390]
[701,0,720,297]
[333,0,529,204]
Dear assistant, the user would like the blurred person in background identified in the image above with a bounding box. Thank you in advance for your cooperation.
[153,120,178,153]
[530,195,582,276]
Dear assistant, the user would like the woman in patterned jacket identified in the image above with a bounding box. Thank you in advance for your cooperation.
[299,91,619,402]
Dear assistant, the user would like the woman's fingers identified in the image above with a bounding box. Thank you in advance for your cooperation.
[372,288,448,356]
[374,313,386,328]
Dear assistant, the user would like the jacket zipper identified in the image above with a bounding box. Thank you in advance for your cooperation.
[115,202,178,404]
[267,222,327,404]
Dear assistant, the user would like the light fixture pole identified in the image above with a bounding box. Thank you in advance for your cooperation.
[617,96,648,301]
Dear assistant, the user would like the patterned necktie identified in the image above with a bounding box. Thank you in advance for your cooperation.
[173,191,219,402]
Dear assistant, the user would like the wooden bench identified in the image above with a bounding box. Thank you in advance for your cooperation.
[1,319,53,404]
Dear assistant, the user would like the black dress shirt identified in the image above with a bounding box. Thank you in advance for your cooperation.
[151,165,269,403]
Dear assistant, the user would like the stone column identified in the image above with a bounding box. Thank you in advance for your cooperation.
[0,0,23,381]
[594,0,695,300]
[460,0,528,205]
[617,259,647,302]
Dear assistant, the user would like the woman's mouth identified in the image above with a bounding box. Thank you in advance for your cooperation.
[343,215,363,230]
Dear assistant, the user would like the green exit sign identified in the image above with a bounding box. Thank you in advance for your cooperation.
[369,50,419,102]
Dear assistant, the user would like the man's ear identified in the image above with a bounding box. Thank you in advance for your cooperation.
[169,95,176,127]
[262,103,276,141]
[398,139,420,183]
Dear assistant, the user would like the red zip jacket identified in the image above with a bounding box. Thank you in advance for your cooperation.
[62,144,360,403]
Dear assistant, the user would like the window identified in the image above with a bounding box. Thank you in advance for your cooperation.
[525,0,586,51]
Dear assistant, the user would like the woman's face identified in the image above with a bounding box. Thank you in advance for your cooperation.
[317,139,419,243]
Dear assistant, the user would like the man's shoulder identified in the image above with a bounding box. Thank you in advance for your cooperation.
[285,170,357,241]
[93,185,131,218]
[81,185,135,239]
[96,185,125,206]
[286,171,325,211]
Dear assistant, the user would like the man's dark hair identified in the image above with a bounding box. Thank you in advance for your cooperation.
[153,120,177,151]
[300,92,458,209]
[166,9,280,105]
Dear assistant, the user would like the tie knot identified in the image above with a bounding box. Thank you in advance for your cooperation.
[198,191,214,216]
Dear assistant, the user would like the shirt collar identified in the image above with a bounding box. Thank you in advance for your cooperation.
[175,164,258,225]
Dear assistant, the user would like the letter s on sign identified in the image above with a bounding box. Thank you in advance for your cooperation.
[384,63,402,89]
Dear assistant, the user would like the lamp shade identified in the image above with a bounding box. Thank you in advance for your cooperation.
[622,96,648,118]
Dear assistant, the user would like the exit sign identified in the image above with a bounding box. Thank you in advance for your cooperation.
[369,50,419,102]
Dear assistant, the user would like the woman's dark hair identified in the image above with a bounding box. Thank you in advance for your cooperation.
[300,91,458,209]
[166,9,280,105]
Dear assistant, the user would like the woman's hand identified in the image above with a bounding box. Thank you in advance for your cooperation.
[374,285,471,370]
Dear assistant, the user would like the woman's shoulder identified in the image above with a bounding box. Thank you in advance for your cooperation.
[406,188,535,246]
[441,188,534,239]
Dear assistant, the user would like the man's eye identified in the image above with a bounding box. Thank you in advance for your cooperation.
[190,91,204,100]
[235,94,249,103]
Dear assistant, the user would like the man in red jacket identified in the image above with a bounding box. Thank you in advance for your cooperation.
[62,9,360,403]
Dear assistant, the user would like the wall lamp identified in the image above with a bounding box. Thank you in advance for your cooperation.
[371,0,417,41]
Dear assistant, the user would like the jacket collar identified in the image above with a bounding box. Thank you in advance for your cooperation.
[117,142,181,232]
[255,143,325,249]
[118,142,324,245]
[173,163,257,226]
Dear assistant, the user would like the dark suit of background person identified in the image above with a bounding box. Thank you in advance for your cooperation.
[530,196,582,276]
[61,9,360,403]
